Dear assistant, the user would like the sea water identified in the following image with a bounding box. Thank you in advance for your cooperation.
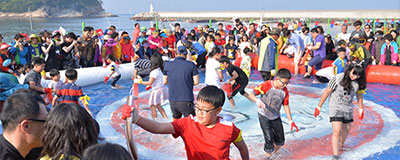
[0,14,347,42]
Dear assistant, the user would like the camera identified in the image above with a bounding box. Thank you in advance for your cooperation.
[19,40,29,47]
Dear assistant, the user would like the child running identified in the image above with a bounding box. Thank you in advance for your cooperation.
[205,49,223,87]
[52,69,92,115]
[219,55,250,107]
[121,86,250,160]
[136,54,168,120]
[314,61,366,159]
[248,68,299,158]
[104,54,122,89]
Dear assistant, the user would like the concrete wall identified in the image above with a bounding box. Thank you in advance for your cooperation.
[151,10,399,19]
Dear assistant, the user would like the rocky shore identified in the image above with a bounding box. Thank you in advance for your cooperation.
[0,8,115,18]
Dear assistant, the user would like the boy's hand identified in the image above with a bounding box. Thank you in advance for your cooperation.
[255,99,265,109]
[121,104,140,123]
[104,76,109,83]
[359,109,364,120]
[290,120,299,132]
[314,106,321,118]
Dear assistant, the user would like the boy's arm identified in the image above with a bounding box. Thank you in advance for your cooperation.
[29,81,44,93]
[163,75,168,85]
[193,75,199,86]
[52,95,59,107]
[217,69,223,81]
[233,140,249,160]
[331,64,337,75]
[228,70,239,82]
[136,117,176,134]
[82,103,92,116]
[283,105,294,122]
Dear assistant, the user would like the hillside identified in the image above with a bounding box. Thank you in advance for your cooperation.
[0,0,109,17]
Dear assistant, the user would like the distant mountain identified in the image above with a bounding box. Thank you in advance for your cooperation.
[0,0,109,17]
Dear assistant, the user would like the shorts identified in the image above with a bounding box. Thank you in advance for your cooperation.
[329,108,353,123]
[294,48,304,64]
[330,117,354,123]
[170,101,195,119]
[229,81,248,99]
[258,114,285,153]
[111,75,121,87]
[148,86,167,105]
[308,55,324,70]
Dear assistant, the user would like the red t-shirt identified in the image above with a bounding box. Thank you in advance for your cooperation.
[165,36,176,48]
[215,39,226,47]
[171,115,242,160]
[253,80,289,120]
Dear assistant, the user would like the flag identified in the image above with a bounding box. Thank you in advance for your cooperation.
[314,21,319,27]
[344,20,348,25]
[96,29,104,36]
[366,19,370,25]
[330,20,335,28]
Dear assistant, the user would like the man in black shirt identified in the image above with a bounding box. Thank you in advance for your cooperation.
[0,90,47,160]
[219,56,250,107]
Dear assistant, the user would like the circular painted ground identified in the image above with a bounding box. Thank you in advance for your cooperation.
[96,82,400,160]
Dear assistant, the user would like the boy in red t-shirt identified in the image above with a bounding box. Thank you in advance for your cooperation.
[248,68,299,158]
[121,86,249,160]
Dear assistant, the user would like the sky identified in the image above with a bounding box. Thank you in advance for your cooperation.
[102,0,400,14]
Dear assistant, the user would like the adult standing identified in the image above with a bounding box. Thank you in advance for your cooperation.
[163,46,199,119]
[41,32,60,71]
[79,26,96,67]
[304,28,326,79]
[132,23,141,44]
[60,32,79,69]
[335,25,351,43]
[350,20,366,43]
[0,90,48,160]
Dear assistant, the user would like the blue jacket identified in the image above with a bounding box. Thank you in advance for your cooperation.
[9,41,29,65]
[136,46,152,59]
[28,43,44,61]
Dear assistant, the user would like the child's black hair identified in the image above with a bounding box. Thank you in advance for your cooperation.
[301,26,309,33]
[15,64,23,71]
[110,32,119,39]
[49,69,60,77]
[337,47,346,54]
[316,26,324,34]
[340,61,367,92]
[310,28,318,33]
[23,64,33,74]
[243,47,251,54]
[66,32,77,40]
[83,26,94,32]
[106,54,115,61]
[337,39,346,46]
[32,57,45,66]
[219,55,230,64]
[65,69,78,80]
[384,34,393,41]
[282,29,291,37]
[276,68,292,79]
[208,47,219,57]
[150,53,164,72]
[174,23,180,27]
[197,85,225,108]
[218,23,223,26]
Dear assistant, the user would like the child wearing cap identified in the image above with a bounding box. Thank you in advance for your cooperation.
[120,35,135,63]
[121,86,249,160]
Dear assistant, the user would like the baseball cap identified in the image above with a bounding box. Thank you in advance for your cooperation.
[177,46,188,55]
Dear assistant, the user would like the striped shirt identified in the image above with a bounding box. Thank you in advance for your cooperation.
[56,83,83,105]
[134,59,151,70]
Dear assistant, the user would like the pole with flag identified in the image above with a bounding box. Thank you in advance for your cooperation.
[82,22,85,34]
[384,16,387,34]
[209,19,212,28]
[372,17,376,32]
[155,19,159,31]
[327,18,331,34]
[307,18,310,27]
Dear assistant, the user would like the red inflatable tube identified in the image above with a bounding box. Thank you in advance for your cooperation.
[253,55,400,85]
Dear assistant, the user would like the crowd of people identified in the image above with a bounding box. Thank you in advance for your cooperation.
[0,17,399,160]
